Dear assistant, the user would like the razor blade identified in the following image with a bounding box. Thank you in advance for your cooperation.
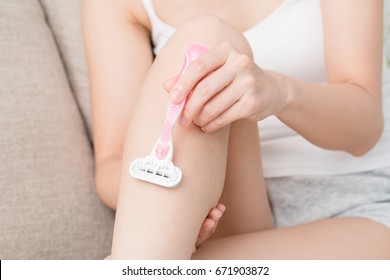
[129,155,182,188]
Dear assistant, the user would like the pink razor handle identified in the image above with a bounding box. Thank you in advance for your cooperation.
[155,42,210,160]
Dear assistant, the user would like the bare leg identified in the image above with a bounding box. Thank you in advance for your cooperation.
[193,218,390,259]
[111,16,269,259]
[210,120,274,240]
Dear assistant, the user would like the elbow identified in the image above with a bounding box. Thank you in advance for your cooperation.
[95,175,117,210]
[348,118,384,157]
[95,177,112,208]
[350,145,374,157]
[94,158,121,210]
[92,154,123,209]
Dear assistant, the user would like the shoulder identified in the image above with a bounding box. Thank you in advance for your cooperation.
[82,0,151,30]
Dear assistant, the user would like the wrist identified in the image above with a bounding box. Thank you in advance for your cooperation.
[266,70,295,119]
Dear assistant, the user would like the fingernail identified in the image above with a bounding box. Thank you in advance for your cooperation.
[170,89,181,103]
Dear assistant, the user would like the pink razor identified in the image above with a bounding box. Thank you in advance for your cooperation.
[129,42,210,188]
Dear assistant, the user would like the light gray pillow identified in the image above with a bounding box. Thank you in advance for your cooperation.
[0,0,114,259]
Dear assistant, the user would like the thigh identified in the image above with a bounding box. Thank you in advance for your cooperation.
[195,167,390,259]
[193,217,390,259]
[212,120,274,239]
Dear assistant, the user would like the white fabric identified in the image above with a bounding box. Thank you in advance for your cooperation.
[141,0,390,177]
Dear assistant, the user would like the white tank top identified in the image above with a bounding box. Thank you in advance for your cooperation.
[142,0,390,177]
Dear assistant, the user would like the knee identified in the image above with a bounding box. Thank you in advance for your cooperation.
[174,15,253,57]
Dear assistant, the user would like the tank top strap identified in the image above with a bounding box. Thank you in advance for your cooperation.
[141,0,160,24]
[140,0,176,55]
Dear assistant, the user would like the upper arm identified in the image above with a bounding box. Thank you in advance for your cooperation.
[321,0,383,101]
[82,0,153,164]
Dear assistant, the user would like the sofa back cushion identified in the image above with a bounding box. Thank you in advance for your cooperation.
[39,0,93,140]
[0,0,114,259]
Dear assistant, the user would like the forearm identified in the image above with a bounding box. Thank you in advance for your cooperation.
[276,73,384,156]
[95,156,122,209]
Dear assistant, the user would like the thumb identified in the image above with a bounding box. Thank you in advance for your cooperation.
[163,74,180,93]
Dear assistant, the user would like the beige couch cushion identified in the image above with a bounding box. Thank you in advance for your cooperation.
[0,0,114,259]
[40,0,93,139]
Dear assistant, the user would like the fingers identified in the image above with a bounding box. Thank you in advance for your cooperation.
[170,46,230,104]
[164,74,180,93]
[210,203,226,221]
[216,203,226,213]
[167,42,264,132]
[195,203,226,248]
[195,219,216,248]
[193,79,244,127]
[180,64,240,127]
[202,99,250,132]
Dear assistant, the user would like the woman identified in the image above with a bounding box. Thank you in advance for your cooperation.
[82,0,390,259]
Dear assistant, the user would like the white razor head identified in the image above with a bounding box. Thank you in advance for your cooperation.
[129,155,182,188]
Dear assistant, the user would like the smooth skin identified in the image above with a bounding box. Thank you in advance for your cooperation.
[82,0,390,259]
[80,0,225,246]
[83,1,274,259]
